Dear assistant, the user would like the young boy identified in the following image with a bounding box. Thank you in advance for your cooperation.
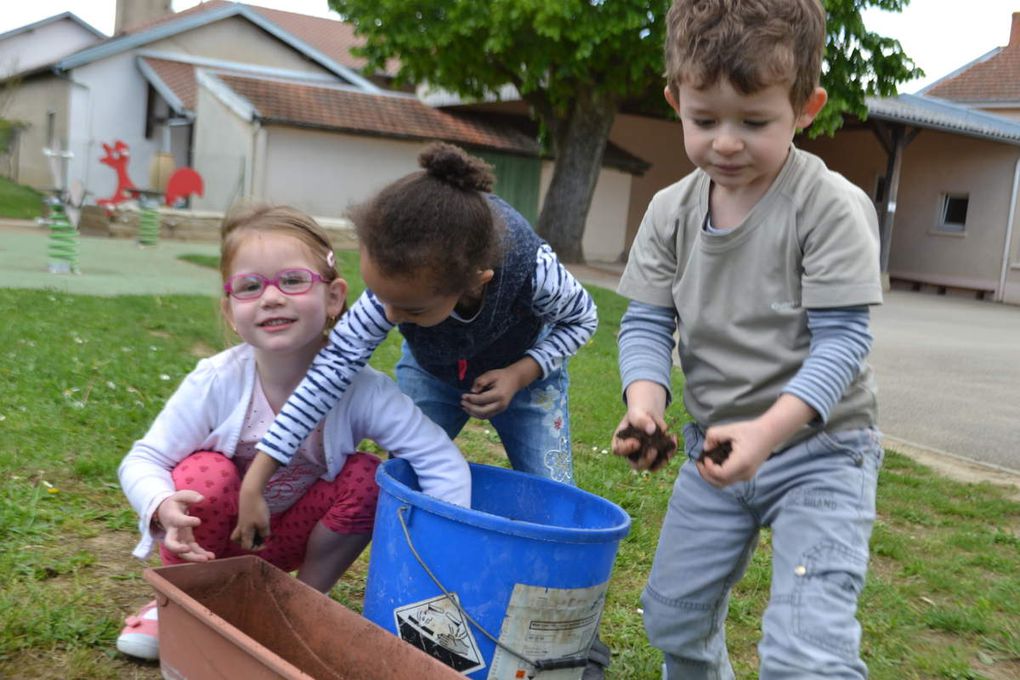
[612,0,883,678]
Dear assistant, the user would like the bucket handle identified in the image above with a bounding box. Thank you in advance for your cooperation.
[396,505,591,673]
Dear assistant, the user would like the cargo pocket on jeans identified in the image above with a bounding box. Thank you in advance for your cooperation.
[791,540,868,660]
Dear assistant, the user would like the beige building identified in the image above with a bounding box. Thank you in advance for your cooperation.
[0,0,645,263]
[3,2,1020,302]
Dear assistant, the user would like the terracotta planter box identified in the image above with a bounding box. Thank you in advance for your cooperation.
[144,555,464,680]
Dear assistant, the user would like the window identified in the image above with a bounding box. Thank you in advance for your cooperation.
[936,193,968,233]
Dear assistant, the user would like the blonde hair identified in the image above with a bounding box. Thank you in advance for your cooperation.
[220,203,347,322]
[664,0,826,110]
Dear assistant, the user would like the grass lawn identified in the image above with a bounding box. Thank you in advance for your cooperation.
[1,251,1018,678]
[0,177,43,220]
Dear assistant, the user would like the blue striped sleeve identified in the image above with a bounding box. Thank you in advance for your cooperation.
[617,300,676,404]
[255,289,394,464]
[525,244,599,376]
[783,306,872,423]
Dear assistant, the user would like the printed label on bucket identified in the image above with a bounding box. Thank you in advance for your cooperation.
[487,582,608,680]
[394,593,485,675]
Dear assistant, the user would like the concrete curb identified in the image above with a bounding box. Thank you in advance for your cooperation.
[883,435,1020,500]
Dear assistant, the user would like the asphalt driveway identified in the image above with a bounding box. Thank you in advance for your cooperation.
[870,290,1020,473]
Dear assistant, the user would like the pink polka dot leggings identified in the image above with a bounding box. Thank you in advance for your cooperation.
[159,450,381,572]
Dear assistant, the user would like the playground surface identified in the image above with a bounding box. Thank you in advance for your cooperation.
[0,221,219,297]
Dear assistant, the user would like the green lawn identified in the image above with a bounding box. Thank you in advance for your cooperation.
[0,176,43,220]
[0,253,1017,679]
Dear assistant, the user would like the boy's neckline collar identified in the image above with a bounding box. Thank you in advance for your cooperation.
[700,144,801,231]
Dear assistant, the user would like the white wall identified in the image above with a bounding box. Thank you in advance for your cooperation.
[191,83,254,212]
[0,19,101,79]
[259,128,428,218]
[65,52,161,203]
[259,125,633,263]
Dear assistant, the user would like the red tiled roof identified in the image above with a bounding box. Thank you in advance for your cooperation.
[124,1,397,76]
[249,5,399,75]
[142,57,198,110]
[925,48,1020,102]
[925,13,1020,103]
[216,73,538,155]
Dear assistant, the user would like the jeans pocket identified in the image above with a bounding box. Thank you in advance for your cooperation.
[682,422,704,462]
[815,427,884,476]
[792,541,868,660]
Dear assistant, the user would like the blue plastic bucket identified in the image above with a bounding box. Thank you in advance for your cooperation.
[363,459,631,679]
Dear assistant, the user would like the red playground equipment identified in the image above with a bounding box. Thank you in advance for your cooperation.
[96,140,204,209]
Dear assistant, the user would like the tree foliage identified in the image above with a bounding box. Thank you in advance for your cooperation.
[331,0,922,261]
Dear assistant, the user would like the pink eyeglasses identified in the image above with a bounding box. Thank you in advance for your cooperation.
[224,268,325,300]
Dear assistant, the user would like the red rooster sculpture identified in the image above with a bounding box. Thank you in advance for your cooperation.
[96,140,204,209]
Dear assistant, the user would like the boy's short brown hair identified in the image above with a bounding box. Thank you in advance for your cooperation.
[664,0,826,109]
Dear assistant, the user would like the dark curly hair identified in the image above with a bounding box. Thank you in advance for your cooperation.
[349,142,504,295]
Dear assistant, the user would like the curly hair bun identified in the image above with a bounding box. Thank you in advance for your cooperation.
[419,142,495,192]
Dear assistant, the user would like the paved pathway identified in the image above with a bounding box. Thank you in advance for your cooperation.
[0,221,219,296]
[870,291,1020,473]
[3,221,1018,489]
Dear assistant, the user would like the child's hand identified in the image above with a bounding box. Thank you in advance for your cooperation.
[157,490,215,562]
[461,368,518,419]
[612,410,675,472]
[231,488,270,551]
[697,419,773,487]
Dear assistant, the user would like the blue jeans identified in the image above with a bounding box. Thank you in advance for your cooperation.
[642,423,883,680]
[395,342,574,484]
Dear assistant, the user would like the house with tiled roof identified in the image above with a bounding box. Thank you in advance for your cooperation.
[0,12,104,79]
[1,0,646,261]
[597,13,1020,303]
[921,13,1020,121]
[798,94,1020,304]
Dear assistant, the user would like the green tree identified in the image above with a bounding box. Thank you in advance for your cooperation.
[333,0,921,262]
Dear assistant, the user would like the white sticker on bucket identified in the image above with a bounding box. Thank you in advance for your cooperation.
[394,592,486,675]
[487,582,608,680]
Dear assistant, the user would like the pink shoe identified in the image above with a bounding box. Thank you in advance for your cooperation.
[116,599,159,660]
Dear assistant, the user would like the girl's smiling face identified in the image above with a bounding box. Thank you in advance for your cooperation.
[222,231,346,358]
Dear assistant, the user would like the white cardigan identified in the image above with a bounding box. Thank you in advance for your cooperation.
[119,344,471,558]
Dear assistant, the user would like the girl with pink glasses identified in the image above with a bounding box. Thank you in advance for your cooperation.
[115,204,470,662]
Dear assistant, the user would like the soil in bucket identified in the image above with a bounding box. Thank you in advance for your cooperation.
[144,555,464,680]
[363,460,632,680]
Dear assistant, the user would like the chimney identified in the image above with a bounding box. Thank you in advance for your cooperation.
[1011,12,1020,49]
[115,0,174,35]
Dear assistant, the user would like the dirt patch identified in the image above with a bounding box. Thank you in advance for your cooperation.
[915,630,1020,680]
[884,436,1020,502]
[0,529,164,680]
[189,340,217,358]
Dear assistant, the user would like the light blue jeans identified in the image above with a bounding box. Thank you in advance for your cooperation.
[643,423,883,680]
[395,342,574,484]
